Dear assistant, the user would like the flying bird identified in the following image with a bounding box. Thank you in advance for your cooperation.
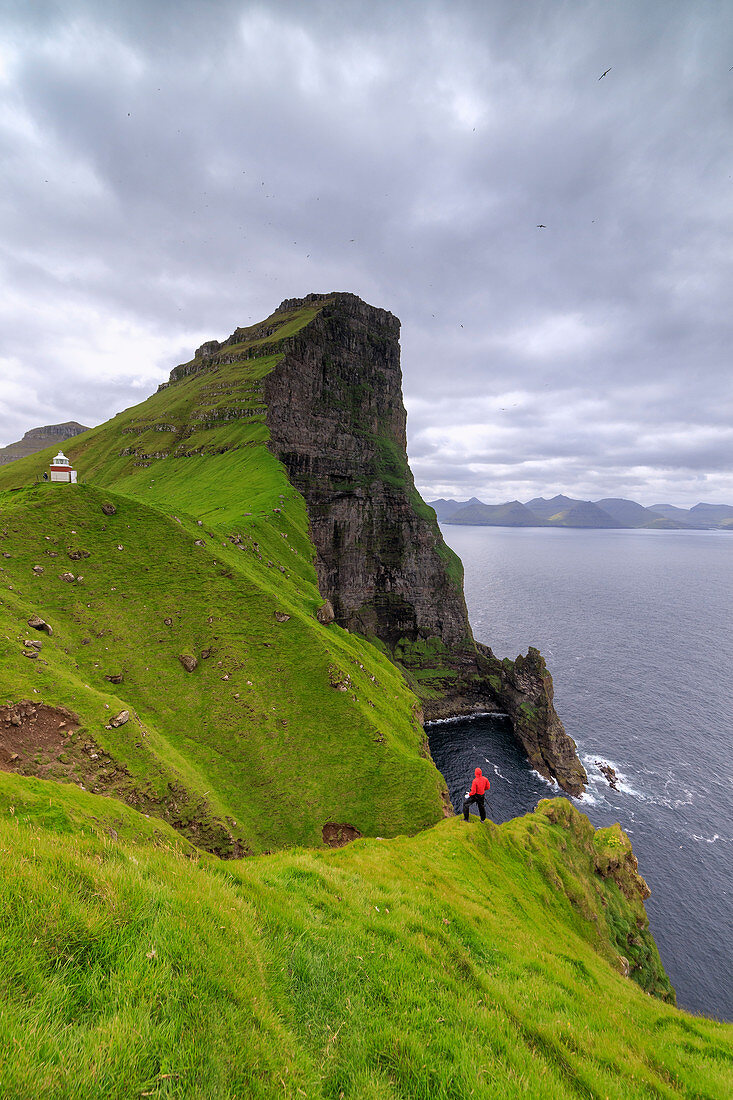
[536,224,547,228]
[598,67,612,80]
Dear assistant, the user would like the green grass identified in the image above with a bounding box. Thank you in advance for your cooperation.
[0,481,446,853]
[0,797,730,1099]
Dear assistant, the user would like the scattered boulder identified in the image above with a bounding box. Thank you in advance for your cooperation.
[109,710,129,728]
[24,639,42,649]
[27,615,53,635]
[105,673,124,684]
[178,654,198,673]
[67,549,90,561]
[194,539,206,547]
[101,502,116,516]
[163,617,173,626]
[22,650,38,660]
[328,667,351,691]
[274,611,290,623]
[316,599,335,625]
[32,565,44,575]
[59,572,75,583]
[596,761,620,790]
[201,647,213,659]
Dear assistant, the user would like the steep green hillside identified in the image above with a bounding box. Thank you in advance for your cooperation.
[0,480,445,854]
[1,794,730,1099]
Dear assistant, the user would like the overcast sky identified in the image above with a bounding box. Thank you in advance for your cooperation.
[1,0,731,506]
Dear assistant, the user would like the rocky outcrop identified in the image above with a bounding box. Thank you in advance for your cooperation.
[477,644,587,796]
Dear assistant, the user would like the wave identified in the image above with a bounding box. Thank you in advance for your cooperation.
[530,769,559,791]
[582,754,647,800]
[425,711,508,727]
[487,760,509,782]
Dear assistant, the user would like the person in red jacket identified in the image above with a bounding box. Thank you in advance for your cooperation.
[463,767,491,821]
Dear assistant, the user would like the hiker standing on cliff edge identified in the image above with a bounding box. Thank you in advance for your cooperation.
[463,767,490,821]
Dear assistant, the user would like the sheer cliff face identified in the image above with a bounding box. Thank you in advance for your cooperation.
[264,294,473,652]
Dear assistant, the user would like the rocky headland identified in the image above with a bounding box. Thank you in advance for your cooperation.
[172,292,587,795]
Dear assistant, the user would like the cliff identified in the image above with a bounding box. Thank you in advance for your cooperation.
[166,291,586,794]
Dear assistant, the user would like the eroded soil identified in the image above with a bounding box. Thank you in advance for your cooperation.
[0,700,250,858]
[322,821,362,847]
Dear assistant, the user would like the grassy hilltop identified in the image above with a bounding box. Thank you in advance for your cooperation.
[1,298,732,1096]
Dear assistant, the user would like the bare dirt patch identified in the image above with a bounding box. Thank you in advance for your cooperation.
[322,822,362,848]
[0,701,81,775]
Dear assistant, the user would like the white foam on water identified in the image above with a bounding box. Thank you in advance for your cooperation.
[488,761,509,782]
[583,753,646,800]
[531,769,559,791]
[425,710,507,727]
[691,833,721,844]
[578,790,601,806]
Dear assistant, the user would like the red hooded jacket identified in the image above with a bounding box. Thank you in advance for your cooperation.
[470,768,491,796]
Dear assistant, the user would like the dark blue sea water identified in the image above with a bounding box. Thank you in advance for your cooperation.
[427,525,733,1021]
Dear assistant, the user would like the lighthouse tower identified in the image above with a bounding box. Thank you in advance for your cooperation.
[49,451,78,484]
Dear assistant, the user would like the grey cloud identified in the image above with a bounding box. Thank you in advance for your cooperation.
[0,1,731,508]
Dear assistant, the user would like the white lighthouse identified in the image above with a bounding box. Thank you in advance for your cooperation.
[49,451,77,483]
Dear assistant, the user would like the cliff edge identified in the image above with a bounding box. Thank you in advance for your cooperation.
[171,292,586,795]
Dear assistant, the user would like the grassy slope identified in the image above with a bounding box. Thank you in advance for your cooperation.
[0,301,447,852]
[1,793,730,1099]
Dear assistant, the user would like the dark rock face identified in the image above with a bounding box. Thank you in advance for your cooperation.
[264,293,472,652]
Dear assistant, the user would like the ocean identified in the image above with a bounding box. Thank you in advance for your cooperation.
[427,525,733,1021]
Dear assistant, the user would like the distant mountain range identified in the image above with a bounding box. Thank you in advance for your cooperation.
[0,421,89,465]
[428,494,733,530]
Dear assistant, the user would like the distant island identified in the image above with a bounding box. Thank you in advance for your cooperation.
[429,494,733,530]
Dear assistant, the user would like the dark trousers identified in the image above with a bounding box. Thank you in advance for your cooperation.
[463,793,486,821]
